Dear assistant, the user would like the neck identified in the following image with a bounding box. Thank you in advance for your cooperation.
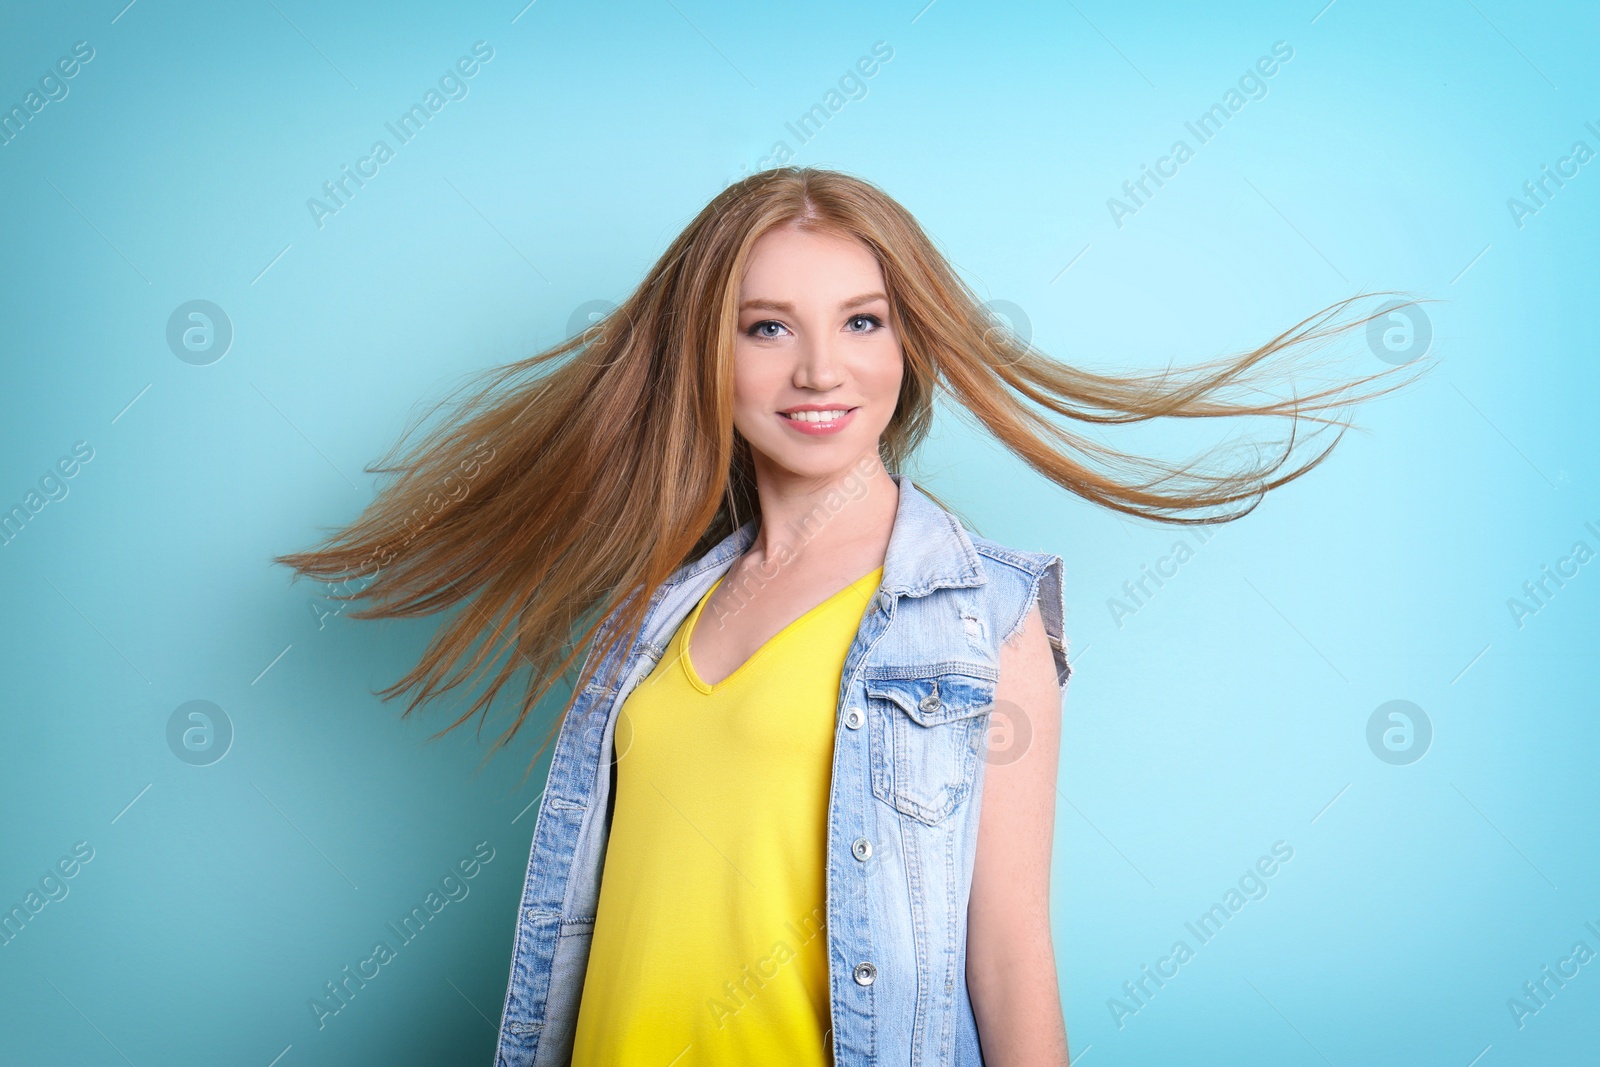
[746,451,899,575]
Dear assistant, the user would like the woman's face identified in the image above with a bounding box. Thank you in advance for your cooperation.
[732,223,903,483]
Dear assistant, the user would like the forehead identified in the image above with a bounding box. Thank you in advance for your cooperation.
[739,224,885,299]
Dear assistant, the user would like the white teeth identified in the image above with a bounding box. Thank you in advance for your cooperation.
[785,409,849,422]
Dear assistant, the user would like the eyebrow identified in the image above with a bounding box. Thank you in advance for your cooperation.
[738,291,889,314]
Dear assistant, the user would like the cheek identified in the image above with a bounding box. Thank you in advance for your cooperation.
[865,344,905,402]
[730,348,782,424]
[731,349,762,399]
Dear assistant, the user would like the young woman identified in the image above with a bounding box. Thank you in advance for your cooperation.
[276,167,1428,1065]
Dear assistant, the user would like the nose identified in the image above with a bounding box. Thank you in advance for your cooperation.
[793,330,846,392]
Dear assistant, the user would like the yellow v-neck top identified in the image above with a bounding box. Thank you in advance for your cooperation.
[571,565,884,1066]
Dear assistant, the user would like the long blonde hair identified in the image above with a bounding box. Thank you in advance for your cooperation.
[274,166,1432,778]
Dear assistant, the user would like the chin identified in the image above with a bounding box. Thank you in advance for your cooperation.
[751,439,866,481]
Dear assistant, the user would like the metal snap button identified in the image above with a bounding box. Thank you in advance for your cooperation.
[919,692,941,713]
[851,837,872,861]
[844,707,864,730]
[853,961,877,986]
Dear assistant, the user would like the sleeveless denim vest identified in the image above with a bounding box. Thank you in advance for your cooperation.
[494,473,1071,1065]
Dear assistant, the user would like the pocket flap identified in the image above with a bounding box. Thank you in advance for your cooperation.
[864,671,995,726]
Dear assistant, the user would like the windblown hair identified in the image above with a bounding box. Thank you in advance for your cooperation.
[274,166,1433,778]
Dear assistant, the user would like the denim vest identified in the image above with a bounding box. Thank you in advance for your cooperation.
[494,473,1071,1065]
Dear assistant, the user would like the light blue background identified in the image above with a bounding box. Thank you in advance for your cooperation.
[2,1,1596,1064]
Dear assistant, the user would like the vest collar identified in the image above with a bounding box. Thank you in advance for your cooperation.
[665,471,985,599]
[879,472,986,597]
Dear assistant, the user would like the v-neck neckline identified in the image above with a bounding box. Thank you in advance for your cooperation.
[680,567,884,695]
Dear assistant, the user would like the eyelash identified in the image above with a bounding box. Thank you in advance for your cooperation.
[746,313,884,339]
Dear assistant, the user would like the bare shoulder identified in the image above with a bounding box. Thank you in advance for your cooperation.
[996,600,1059,712]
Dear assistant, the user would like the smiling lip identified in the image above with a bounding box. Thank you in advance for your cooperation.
[777,404,859,436]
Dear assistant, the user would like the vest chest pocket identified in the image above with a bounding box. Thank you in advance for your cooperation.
[864,670,996,826]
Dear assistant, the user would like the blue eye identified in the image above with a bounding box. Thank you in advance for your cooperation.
[744,314,884,338]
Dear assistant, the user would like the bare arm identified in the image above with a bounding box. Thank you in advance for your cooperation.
[967,600,1071,1065]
